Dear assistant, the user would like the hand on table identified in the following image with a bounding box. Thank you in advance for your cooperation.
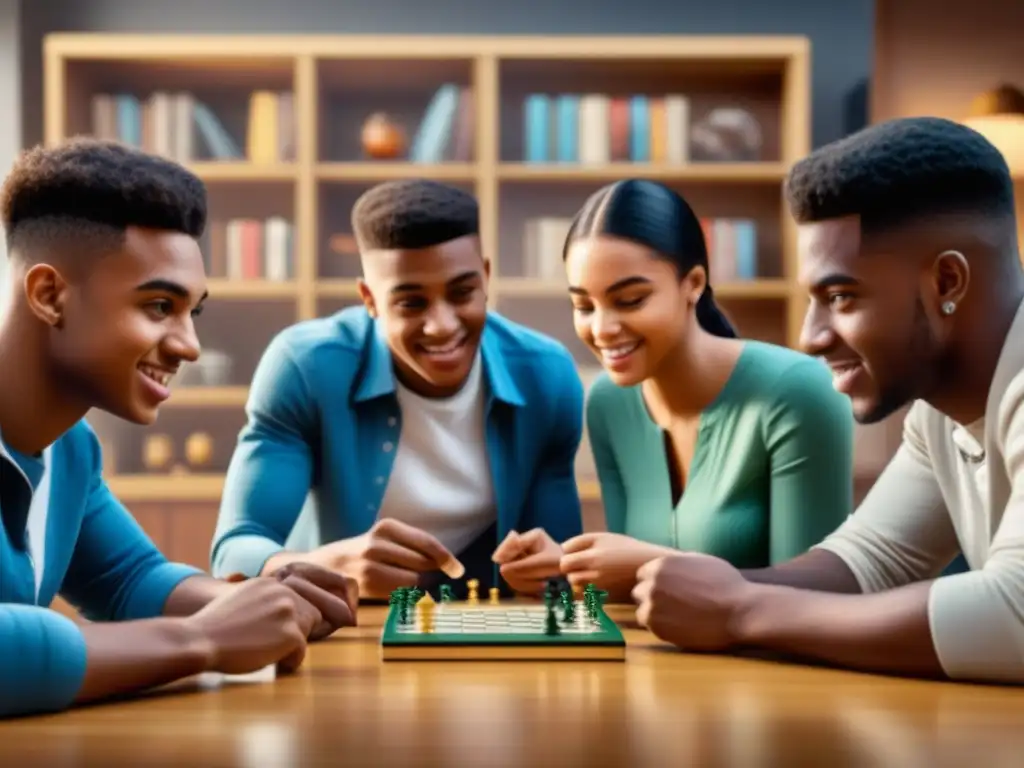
[492,528,563,595]
[632,553,754,652]
[559,532,676,601]
[185,577,322,675]
[310,518,464,601]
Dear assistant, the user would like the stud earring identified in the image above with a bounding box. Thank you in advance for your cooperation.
[941,301,956,316]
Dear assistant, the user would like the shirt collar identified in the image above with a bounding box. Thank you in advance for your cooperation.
[352,315,525,407]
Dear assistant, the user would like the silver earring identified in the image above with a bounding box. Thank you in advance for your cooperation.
[941,301,956,316]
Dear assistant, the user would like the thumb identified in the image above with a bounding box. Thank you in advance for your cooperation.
[561,533,599,554]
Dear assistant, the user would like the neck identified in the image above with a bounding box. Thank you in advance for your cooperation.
[929,284,1024,425]
[0,308,91,455]
[641,327,740,423]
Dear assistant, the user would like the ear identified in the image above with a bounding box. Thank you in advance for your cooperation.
[931,250,970,316]
[24,263,69,328]
[356,278,377,318]
[683,265,707,305]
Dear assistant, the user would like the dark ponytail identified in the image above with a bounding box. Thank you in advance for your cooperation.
[562,179,737,338]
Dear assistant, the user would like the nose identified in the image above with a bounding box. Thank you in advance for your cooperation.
[164,317,202,364]
[423,302,460,337]
[799,301,834,356]
[590,306,622,342]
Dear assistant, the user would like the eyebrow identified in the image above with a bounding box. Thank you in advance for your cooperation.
[811,273,860,291]
[135,278,208,304]
[390,270,479,294]
[568,276,652,296]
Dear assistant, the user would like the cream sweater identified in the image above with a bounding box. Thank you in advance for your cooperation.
[816,297,1024,683]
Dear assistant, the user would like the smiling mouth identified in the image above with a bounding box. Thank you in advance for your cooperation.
[138,363,175,387]
[598,340,642,362]
[417,333,468,356]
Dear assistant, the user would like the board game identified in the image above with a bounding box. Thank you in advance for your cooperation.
[381,580,626,661]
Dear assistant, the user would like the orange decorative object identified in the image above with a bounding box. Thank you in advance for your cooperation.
[361,112,405,159]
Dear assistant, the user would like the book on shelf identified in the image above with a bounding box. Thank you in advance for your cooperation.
[89,90,295,163]
[202,216,294,280]
[521,215,758,281]
[523,93,690,165]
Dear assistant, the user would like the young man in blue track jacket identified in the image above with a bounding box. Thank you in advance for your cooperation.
[212,179,585,600]
[0,140,354,719]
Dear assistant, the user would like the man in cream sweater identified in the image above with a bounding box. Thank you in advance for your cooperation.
[631,116,1024,684]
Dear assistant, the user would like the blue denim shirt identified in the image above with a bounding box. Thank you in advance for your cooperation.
[211,307,585,584]
[0,421,201,718]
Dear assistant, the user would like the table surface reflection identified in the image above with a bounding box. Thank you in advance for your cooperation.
[1,605,1022,767]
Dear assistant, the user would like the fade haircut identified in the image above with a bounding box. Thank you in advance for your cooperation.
[785,116,1016,235]
[351,179,479,251]
[1,137,207,261]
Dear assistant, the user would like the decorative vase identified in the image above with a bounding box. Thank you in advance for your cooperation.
[361,112,405,159]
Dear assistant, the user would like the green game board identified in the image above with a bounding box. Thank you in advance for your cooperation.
[380,585,626,661]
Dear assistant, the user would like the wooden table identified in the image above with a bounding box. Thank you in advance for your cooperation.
[1,605,1022,767]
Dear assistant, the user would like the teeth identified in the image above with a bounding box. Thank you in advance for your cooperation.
[422,337,464,355]
[139,365,173,387]
[601,342,640,361]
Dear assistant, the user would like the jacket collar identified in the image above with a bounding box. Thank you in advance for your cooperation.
[352,315,526,407]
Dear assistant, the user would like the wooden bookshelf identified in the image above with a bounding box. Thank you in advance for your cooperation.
[44,34,810,528]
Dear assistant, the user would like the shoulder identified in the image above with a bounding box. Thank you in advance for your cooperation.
[52,420,104,479]
[996,367,1024,457]
[740,341,844,406]
[484,312,582,394]
[258,306,373,384]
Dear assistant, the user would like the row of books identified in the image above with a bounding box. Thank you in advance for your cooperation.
[407,83,475,163]
[202,217,295,280]
[523,216,758,281]
[89,90,295,163]
[523,93,691,165]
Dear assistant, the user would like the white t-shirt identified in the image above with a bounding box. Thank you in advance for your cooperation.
[376,354,496,555]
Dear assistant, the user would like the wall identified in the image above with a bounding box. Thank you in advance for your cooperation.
[19,0,874,150]
[0,0,19,308]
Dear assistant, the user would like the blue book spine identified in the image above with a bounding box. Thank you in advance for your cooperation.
[733,219,758,279]
[524,94,550,163]
[629,96,650,162]
[115,94,141,147]
[556,95,579,163]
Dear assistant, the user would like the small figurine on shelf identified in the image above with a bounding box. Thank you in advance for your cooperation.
[361,112,405,160]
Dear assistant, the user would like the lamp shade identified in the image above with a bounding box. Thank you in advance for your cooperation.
[963,84,1024,174]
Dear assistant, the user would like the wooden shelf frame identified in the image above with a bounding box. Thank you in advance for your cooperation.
[45,33,811,500]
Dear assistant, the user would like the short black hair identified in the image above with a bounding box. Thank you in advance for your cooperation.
[351,179,478,251]
[1,137,207,259]
[785,116,1016,233]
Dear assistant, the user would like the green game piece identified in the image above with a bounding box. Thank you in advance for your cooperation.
[562,600,575,623]
[544,604,561,635]
[439,585,454,602]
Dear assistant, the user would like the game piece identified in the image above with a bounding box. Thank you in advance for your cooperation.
[466,578,479,603]
[416,592,436,633]
[544,604,561,636]
[439,585,454,603]
[489,587,500,604]
[380,582,625,660]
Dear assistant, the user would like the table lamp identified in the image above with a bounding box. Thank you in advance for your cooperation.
[963,84,1024,175]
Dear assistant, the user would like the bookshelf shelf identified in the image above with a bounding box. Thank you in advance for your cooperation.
[45,33,810,502]
[316,162,477,181]
[496,162,790,183]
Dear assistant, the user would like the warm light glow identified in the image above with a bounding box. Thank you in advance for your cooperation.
[963,114,1024,173]
[964,85,1024,174]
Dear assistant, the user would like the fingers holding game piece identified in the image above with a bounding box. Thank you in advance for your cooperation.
[497,528,562,594]
[492,530,524,564]
[372,518,463,577]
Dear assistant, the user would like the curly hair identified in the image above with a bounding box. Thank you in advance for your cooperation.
[784,116,1015,234]
[351,179,479,251]
[2,137,207,259]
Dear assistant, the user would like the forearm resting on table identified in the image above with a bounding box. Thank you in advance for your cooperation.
[740,549,862,593]
[734,579,944,678]
[74,617,212,705]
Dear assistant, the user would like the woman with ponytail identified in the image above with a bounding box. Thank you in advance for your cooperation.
[557,179,854,601]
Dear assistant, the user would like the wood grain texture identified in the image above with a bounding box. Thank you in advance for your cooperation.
[1,605,1022,767]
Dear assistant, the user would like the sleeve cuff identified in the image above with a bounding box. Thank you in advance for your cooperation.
[928,572,1024,683]
[0,605,88,718]
[120,563,205,620]
[211,535,285,579]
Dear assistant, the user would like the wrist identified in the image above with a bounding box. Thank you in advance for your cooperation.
[728,583,776,647]
[171,616,218,674]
